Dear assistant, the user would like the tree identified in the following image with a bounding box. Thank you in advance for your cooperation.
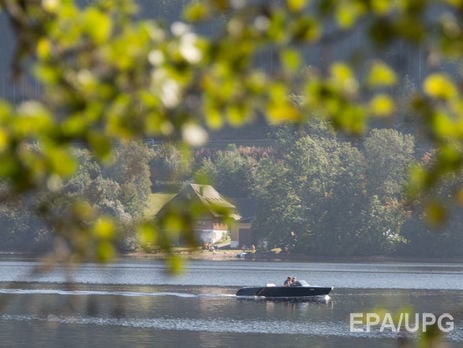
[1,0,463,265]
[194,144,257,197]
[364,129,415,198]
[252,155,301,251]
[252,123,416,256]
[150,143,192,191]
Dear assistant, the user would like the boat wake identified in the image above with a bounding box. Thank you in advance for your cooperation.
[0,288,236,299]
[236,294,332,303]
[1,314,461,341]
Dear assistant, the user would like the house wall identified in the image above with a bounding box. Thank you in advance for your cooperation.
[196,228,228,244]
[196,219,229,244]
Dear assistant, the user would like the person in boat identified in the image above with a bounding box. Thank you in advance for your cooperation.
[283,276,292,287]
[290,276,297,286]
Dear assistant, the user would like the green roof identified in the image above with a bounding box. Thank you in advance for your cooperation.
[151,184,240,220]
[144,193,176,218]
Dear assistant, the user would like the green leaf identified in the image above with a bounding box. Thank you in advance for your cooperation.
[0,129,9,152]
[424,201,447,227]
[367,61,397,87]
[423,73,457,100]
[167,254,184,275]
[370,94,395,116]
[371,0,393,15]
[93,217,115,240]
[281,48,301,74]
[330,62,353,82]
[137,223,158,248]
[336,2,366,29]
[87,132,112,161]
[432,111,457,138]
[83,7,112,44]
[184,2,209,22]
[47,147,77,177]
[96,241,115,263]
[287,0,308,12]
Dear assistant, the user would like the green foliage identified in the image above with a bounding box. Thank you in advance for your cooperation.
[194,144,257,197]
[150,143,192,191]
[364,129,416,197]
[252,124,415,256]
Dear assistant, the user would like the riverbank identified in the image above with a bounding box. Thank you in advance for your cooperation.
[1,249,462,264]
[121,248,463,264]
[123,248,245,261]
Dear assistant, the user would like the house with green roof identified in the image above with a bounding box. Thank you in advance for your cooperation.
[147,183,240,245]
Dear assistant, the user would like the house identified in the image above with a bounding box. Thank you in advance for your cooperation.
[152,184,240,245]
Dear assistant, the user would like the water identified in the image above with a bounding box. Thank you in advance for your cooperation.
[0,258,462,347]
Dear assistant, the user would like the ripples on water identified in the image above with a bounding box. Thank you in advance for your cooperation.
[0,259,461,347]
[1,259,463,289]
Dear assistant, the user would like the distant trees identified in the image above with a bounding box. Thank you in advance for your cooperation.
[150,144,192,191]
[2,126,462,257]
[194,144,257,197]
[0,142,153,254]
[0,196,49,251]
[251,124,416,256]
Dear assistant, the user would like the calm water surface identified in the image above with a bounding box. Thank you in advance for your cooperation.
[0,258,462,347]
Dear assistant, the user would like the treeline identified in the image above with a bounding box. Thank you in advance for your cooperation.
[191,122,463,258]
[1,122,463,257]
[0,142,153,252]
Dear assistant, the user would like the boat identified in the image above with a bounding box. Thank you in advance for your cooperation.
[236,280,333,299]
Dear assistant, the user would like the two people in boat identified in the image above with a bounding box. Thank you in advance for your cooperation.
[283,276,297,287]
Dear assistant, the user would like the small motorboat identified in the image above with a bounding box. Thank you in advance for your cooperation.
[236,280,333,299]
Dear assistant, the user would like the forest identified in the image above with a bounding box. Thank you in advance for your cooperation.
[2,118,462,259]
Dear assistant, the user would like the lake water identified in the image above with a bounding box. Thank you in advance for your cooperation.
[0,258,462,347]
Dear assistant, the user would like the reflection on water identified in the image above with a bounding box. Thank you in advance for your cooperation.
[0,259,461,347]
[0,259,463,289]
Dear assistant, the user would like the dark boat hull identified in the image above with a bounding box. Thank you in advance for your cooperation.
[236,286,332,298]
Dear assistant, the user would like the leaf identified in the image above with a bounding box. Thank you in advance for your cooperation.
[0,129,9,152]
[424,201,447,227]
[330,62,353,82]
[292,17,321,42]
[183,2,209,22]
[281,48,301,74]
[137,223,158,247]
[336,2,366,29]
[367,61,397,87]
[93,217,115,240]
[423,73,457,100]
[267,83,301,123]
[268,101,301,124]
[36,38,51,59]
[371,0,393,15]
[432,111,456,138]
[83,8,112,44]
[330,62,359,94]
[87,132,112,161]
[47,147,77,177]
[370,94,395,116]
[96,241,115,263]
[287,0,308,12]
[167,254,184,275]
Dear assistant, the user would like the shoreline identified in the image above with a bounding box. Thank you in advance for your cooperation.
[1,250,462,264]
[120,249,463,264]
